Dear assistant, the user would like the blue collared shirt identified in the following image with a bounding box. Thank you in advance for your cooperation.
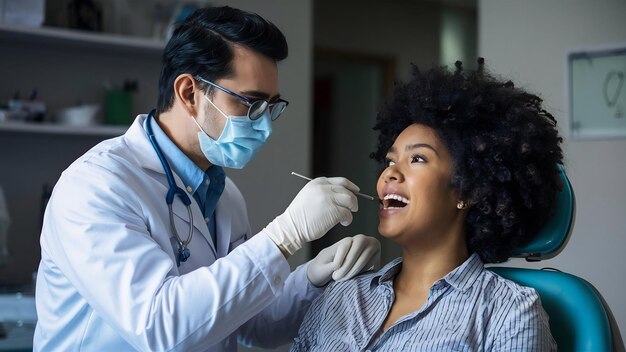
[291,253,556,351]
[146,116,225,245]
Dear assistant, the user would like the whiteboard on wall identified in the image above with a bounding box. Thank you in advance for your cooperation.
[568,44,626,139]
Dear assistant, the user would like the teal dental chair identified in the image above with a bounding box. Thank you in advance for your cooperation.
[488,165,624,352]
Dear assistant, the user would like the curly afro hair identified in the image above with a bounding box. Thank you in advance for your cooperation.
[371,59,564,263]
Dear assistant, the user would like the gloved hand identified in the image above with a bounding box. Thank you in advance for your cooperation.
[264,177,359,255]
[307,235,381,287]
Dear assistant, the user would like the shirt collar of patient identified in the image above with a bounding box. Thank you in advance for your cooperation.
[369,253,483,293]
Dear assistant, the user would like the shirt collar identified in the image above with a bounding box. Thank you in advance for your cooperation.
[196,164,226,200]
[146,115,205,194]
[440,252,484,292]
[370,258,403,289]
[369,253,484,293]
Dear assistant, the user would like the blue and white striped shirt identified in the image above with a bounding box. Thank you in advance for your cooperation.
[291,253,556,351]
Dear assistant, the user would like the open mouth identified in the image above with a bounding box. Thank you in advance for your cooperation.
[382,194,410,209]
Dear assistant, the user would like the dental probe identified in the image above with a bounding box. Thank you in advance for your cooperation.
[290,172,376,201]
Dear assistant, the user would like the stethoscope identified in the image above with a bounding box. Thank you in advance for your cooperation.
[145,109,194,267]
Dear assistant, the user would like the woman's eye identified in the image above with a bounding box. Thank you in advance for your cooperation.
[385,158,395,167]
[411,154,426,163]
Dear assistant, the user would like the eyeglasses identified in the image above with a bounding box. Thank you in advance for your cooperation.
[195,75,289,121]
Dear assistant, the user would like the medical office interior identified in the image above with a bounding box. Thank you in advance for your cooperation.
[0,0,624,350]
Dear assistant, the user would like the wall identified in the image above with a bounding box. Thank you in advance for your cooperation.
[315,0,441,81]
[479,0,626,338]
[440,6,477,68]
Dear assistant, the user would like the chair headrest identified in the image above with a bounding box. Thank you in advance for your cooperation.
[512,164,576,261]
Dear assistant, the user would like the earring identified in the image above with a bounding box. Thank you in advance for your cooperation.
[456,201,467,209]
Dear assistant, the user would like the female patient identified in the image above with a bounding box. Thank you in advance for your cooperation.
[291,60,562,351]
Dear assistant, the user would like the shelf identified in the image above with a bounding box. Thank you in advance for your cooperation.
[0,23,165,55]
[0,121,127,137]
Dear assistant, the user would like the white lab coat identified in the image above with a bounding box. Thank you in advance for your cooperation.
[34,114,321,351]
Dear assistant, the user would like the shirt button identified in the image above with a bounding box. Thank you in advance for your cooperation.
[186,186,192,193]
[205,180,210,186]
[273,276,282,285]
[204,217,209,223]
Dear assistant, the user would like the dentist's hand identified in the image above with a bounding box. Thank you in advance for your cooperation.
[264,177,359,255]
[307,235,381,287]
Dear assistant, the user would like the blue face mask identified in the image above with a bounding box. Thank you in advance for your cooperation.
[192,95,272,169]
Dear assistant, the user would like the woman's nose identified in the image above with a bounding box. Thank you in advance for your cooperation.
[383,165,402,183]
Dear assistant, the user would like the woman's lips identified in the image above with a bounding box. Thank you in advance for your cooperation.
[381,193,410,209]
[379,194,410,217]
[379,206,406,216]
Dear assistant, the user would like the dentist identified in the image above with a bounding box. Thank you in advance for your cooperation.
[34,6,380,351]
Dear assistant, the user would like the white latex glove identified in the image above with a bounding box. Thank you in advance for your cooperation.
[264,177,359,255]
[307,235,381,287]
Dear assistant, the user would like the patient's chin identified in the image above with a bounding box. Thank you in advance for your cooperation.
[377,223,403,241]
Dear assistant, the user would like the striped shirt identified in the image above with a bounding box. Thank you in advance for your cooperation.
[290,253,556,351]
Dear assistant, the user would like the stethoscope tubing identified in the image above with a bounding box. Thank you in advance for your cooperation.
[146,110,194,259]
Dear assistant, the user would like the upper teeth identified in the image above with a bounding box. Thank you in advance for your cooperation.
[384,194,410,205]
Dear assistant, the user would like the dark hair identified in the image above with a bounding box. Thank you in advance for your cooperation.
[371,59,564,263]
[156,6,288,114]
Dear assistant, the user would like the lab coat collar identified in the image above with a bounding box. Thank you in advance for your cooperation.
[125,114,164,174]
[124,114,217,257]
[213,181,237,257]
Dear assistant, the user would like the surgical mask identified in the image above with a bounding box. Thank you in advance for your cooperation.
[191,95,272,169]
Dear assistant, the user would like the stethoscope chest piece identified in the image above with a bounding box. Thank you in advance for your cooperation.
[179,247,190,263]
[170,236,191,267]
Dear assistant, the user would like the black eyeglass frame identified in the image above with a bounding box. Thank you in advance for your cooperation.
[195,75,289,121]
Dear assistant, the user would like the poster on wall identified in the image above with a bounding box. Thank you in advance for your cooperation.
[568,44,626,139]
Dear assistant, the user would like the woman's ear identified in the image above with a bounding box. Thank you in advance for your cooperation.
[173,74,200,117]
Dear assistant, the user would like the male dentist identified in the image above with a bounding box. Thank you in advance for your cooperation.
[34,6,380,351]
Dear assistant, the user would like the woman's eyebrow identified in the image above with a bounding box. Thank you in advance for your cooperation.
[388,143,439,156]
[406,143,439,156]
